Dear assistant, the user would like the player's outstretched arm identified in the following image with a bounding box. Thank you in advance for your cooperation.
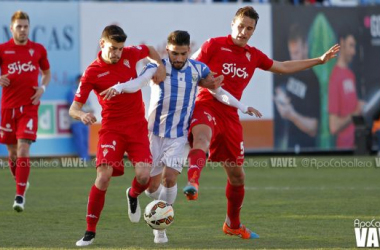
[269,44,340,75]
[69,101,97,125]
[99,67,158,100]
[208,87,262,118]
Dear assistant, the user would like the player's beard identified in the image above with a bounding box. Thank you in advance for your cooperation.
[172,61,185,70]
[110,57,120,64]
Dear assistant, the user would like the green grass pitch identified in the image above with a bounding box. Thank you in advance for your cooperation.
[0,156,379,249]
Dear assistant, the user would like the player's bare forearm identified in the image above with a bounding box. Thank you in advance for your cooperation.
[69,101,97,125]
[270,58,322,74]
[270,44,339,74]
[30,69,51,105]
[198,74,224,89]
[69,101,85,120]
[40,69,51,88]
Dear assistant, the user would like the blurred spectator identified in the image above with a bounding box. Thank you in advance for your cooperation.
[274,23,320,150]
[67,75,92,161]
[328,29,364,149]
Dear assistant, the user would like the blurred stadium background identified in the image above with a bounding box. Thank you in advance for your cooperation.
[0,1,380,249]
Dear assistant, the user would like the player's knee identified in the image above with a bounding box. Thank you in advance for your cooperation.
[7,150,17,161]
[229,172,245,185]
[193,133,210,151]
[162,175,177,188]
[136,173,150,185]
[17,144,30,157]
[96,172,112,188]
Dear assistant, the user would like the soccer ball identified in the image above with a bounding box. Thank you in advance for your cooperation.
[144,200,174,230]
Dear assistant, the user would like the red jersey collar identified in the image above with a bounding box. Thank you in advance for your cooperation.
[9,38,31,47]
[226,35,251,51]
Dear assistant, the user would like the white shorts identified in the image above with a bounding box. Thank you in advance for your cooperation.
[149,133,190,177]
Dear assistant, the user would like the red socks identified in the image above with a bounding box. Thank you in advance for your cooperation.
[15,157,30,196]
[86,185,106,233]
[187,149,206,185]
[226,181,245,229]
[128,177,151,198]
[9,158,16,179]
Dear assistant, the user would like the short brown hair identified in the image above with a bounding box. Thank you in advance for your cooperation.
[234,6,259,25]
[167,30,190,46]
[288,23,306,43]
[11,11,30,24]
[101,25,127,43]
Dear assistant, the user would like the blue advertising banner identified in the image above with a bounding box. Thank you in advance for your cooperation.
[0,2,80,156]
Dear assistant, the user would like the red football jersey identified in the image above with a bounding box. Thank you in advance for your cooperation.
[75,45,149,128]
[195,35,273,111]
[328,65,358,148]
[0,39,50,108]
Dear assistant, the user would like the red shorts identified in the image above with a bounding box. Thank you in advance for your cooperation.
[0,105,39,144]
[188,103,244,166]
[96,121,152,177]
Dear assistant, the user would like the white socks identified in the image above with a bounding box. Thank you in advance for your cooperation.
[158,184,177,205]
[145,184,163,200]
[145,184,177,205]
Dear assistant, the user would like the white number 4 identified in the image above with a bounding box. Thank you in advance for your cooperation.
[26,119,33,130]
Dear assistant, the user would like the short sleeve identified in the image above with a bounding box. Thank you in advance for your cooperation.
[199,62,211,79]
[195,38,217,65]
[130,44,150,63]
[74,72,93,104]
[39,45,50,71]
[255,48,273,71]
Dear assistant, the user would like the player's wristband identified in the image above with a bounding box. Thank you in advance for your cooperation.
[41,85,46,92]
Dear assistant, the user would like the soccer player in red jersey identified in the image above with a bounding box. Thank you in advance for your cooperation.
[70,25,165,247]
[0,11,51,213]
[183,6,340,239]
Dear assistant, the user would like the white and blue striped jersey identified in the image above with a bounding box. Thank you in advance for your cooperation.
[145,58,210,138]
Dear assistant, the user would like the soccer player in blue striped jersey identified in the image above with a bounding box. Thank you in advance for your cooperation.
[100,30,261,243]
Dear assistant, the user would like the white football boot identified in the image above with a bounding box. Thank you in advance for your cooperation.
[126,187,141,223]
[153,229,168,243]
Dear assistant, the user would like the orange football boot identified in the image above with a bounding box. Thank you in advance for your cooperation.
[223,223,259,239]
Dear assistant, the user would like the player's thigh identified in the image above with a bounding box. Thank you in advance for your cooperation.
[0,109,17,144]
[209,117,244,165]
[96,129,125,176]
[188,104,216,148]
[149,133,165,177]
[161,136,189,175]
[124,122,152,165]
[16,105,38,141]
